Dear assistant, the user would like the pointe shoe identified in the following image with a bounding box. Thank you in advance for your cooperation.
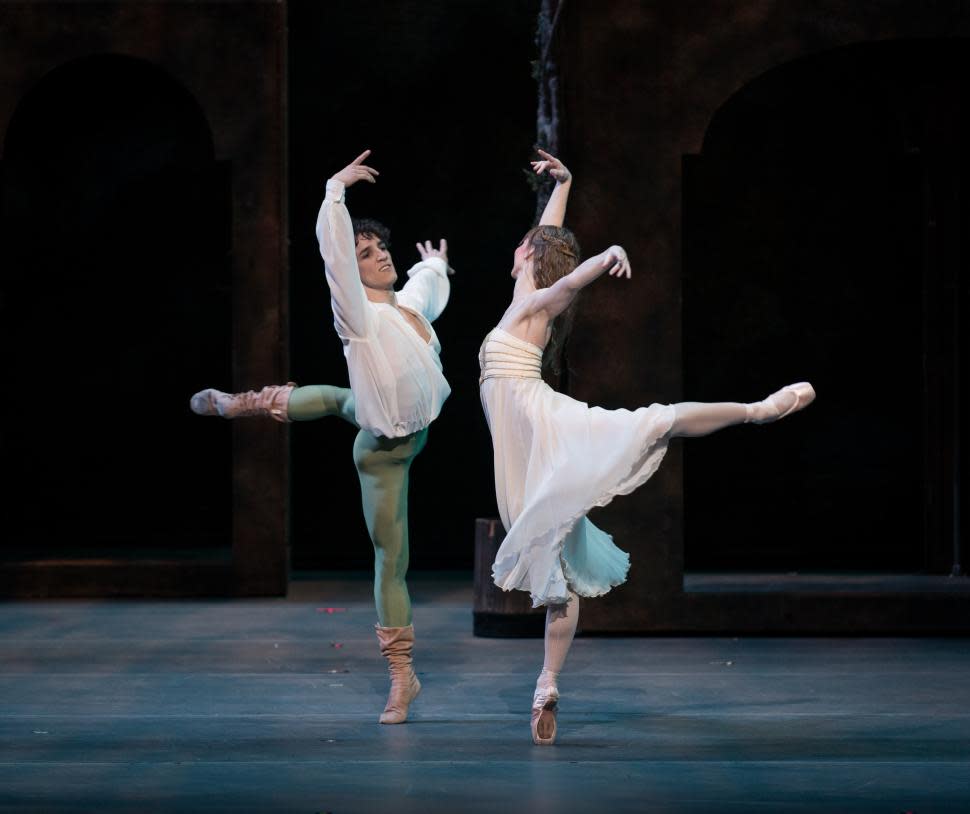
[375,624,421,724]
[189,383,296,423]
[531,686,559,745]
[745,382,815,424]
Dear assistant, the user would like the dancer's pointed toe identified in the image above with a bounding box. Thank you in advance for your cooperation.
[531,687,559,745]
[746,381,816,424]
[781,382,815,418]
[189,388,225,416]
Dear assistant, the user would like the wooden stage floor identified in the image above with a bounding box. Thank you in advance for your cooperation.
[0,572,968,813]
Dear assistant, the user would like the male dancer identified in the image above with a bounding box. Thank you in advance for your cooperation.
[191,150,452,724]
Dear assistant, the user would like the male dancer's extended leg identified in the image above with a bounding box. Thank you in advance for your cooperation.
[287,385,357,424]
[190,383,357,425]
[353,427,428,724]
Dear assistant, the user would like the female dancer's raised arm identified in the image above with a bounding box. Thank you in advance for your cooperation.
[533,149,572,227]
[527,244,630,322]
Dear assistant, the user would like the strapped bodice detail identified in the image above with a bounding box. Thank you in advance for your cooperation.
[479,327,544,383]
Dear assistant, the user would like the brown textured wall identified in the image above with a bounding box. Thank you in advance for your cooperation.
[557,0,970,630]
[0,1,287,594]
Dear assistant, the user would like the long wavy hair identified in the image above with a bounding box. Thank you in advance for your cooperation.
[524,225,582,375]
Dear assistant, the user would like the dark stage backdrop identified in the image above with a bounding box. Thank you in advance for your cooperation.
[287,0,540,570]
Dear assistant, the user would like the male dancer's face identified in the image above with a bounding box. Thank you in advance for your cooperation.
[356,234,398,292]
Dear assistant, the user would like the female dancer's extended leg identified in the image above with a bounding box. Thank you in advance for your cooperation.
[669,382,814,438]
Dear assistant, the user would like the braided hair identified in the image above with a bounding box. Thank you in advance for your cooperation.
[524,225,582,375]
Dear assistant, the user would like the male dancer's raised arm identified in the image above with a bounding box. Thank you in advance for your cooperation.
[398,239,452,324]
[315,150,378,340]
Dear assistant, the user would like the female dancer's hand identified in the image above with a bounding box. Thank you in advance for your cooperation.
[332,149,379,188]
[416,239,454,274]
[531,149,572,184]
[603,245,631,278]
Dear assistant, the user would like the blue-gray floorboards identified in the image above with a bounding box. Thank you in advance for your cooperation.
[0,572,967,813]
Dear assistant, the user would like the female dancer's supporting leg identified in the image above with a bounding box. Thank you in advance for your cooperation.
[533,590,579,745]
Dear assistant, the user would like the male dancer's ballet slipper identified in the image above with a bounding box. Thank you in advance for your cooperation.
[531,687,560,746]
[745,382,816,424]
[375,624,421,724]
[189,383,296,423]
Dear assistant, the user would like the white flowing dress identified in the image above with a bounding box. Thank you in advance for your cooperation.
[479,327,676,607]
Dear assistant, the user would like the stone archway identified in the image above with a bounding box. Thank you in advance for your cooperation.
[0,55,233,569]
[683,39,969,575]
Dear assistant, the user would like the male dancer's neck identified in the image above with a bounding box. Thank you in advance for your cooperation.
[365,287,396,305]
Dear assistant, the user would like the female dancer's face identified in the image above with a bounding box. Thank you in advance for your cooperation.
[512,238,534,283]
[355,234,398,291]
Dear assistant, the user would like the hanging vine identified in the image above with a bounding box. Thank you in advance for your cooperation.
[530,0,566,222]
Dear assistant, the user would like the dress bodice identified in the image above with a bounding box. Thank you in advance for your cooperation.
[479,327,544,383]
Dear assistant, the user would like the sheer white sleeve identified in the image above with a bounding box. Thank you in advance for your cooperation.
[315,179,372,340]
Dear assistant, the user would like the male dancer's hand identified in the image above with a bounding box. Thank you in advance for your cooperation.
[531,149,571,184]
[333,150,379,187]
[415,239,454,275]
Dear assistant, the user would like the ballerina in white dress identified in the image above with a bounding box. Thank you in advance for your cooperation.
[479,150,815,745]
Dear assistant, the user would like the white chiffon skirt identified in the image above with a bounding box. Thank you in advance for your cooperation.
[480,329,675,607]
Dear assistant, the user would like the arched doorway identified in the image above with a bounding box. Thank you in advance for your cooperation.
[683,39,968,576]
[0,55,233,564]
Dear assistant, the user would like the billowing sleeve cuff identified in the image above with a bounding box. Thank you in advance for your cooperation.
[407,256,449,279]
[399,257,450,323]
[325,178,346,203]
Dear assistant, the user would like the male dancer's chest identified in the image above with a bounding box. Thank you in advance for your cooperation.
[396,305,432,345]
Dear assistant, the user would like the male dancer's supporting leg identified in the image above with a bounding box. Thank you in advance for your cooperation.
[193,382,427,722]
[353,428,428,724]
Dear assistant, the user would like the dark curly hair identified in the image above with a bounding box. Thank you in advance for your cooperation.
[352,218,390,247]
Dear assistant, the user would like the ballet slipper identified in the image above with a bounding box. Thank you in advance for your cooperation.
[531,686,559,746]
[375,624,421,724]
[745,382,815,424]
[189,383,296,423]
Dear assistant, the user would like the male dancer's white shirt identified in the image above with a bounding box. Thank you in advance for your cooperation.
[315,178,451,438]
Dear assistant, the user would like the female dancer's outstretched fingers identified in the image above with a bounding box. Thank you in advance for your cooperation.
[535,150,571,183]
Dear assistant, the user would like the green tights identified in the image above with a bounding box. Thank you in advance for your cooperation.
[288,384,426,628]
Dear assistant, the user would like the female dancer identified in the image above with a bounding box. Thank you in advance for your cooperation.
[479,150,814,745]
